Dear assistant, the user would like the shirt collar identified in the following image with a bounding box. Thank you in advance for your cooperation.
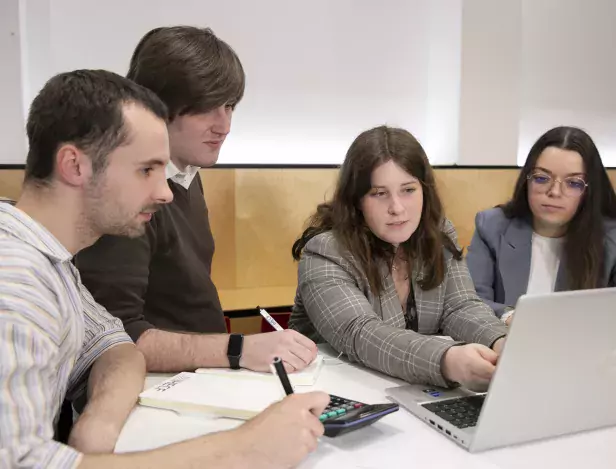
[165,161,200,190]
[0,202,72,263]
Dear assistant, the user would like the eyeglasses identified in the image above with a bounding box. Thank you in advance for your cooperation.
[527,171,588,197]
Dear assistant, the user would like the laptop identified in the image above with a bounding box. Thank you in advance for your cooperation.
[385,288,616,452]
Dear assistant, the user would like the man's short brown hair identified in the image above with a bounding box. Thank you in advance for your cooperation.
[127,26,245,118]
[25,69,167,187]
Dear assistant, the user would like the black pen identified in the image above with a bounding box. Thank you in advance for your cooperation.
[271,356,294,395]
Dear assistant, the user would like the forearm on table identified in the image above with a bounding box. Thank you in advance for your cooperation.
[136,329,230,372]
[82,344,145,425]
[483,299,510,318]
[365,331,455,386]
[78,428,249,469]
[441,301,508,347]
[321,313,454,386]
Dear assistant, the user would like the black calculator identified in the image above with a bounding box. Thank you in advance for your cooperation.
[319,394,399,437]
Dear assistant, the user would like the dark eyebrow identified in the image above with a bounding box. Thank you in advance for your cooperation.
[371,180,418,189]
[137,158,167,167]
[534,166,585,177]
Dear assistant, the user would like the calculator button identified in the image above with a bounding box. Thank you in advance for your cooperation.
[344,405,354,410]
[327,411,338,418]
[319,414,328,422]
[353,403,363,409]
[336,408,346,415]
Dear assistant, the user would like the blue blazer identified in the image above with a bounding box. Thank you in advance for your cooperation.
[466,207,616,317]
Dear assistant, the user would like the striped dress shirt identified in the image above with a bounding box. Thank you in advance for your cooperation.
[0,203,132,468]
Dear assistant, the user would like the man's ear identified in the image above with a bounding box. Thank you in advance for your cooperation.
[55,144,93,187]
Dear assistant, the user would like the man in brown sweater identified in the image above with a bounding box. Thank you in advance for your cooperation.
[75,26,317,374]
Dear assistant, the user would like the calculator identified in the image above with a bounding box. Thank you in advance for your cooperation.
[319,394,399,437]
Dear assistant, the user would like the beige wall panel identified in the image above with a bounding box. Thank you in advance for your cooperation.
[200,168,236,290]
[234,169,338,289]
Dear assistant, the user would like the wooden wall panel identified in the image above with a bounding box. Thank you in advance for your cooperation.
[0,170,24,201]
[200,168,236,290]
[435,169,520,248]
[2,167,615,310]
[234,169,337,289]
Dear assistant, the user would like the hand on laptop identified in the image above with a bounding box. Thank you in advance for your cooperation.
[241,329,318,373]
[492,338,506,356]
[234,391,330,469]
[441,344,498,391]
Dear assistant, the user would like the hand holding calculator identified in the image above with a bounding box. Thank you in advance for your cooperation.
[271,357,398,437]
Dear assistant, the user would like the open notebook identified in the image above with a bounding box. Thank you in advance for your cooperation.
[195,354,324,386]
[139,372,285,420]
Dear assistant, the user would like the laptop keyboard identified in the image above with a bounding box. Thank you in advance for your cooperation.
[422,395,485,429]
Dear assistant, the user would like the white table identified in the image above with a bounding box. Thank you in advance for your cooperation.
[116,346,616,468]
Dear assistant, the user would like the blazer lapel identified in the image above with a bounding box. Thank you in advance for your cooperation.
[554,256,568,291]
[500,218,533,305]
[379,265,406,329]
[412,264,443,334]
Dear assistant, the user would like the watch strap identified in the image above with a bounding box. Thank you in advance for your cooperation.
[227,333,244,370]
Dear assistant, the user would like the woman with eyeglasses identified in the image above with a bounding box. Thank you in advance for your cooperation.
[466,126,616,325]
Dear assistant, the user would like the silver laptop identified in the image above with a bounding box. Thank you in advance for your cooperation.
[385,288,616,452]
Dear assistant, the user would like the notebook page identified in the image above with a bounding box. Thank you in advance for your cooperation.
[195,354,324,386]
[139,372,284,419]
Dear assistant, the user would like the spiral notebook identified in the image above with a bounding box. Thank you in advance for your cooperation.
[138,372,285,419]
[195,354,324,386]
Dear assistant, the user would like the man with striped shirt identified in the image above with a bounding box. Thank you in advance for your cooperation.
[0,70,328,468]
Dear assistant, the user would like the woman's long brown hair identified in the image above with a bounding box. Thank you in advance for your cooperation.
[501,126,616,290]
[292,126,461,294]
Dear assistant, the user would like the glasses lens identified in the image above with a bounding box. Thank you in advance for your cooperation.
[563,177,586,196]
[529,173,551,191]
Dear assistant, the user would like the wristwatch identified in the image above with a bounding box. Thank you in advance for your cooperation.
[227,333,244,370]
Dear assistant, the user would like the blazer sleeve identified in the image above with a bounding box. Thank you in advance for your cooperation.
[298,234,457,387]
[438,253,508,346]
[466,211,510,318]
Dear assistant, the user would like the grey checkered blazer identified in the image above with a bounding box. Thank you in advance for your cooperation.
[290,220,507,387]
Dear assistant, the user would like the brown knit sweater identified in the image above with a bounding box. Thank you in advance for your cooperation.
[76,173,226,340]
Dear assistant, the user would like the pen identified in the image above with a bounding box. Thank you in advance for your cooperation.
[258,306,284,331]
[271,356,294,395]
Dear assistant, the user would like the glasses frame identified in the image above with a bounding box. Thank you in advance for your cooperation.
[526,171,588,198]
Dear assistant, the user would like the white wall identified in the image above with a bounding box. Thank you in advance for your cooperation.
[518,0,616,165]
[458,0,522,166]
[0,0,26,165]
[19,0,51,119]
[20,0,463,166]
[2,0,616,166]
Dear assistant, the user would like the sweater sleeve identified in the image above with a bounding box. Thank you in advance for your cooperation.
[74,224,157,342]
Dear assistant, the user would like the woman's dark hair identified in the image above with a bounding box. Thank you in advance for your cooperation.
[292,125,461,294]
[501,126,616,290]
